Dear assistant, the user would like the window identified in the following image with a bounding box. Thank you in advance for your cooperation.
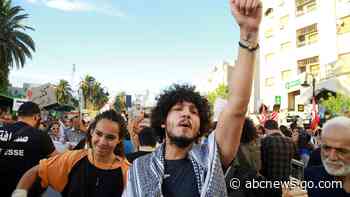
[288,90,300,111]
[325,63,336,78]
[297,56,319,74]
[281,41,291,51]
[310,64,320,75]
[280,15,289,30]
[296,23,318,47]
[298,66,307,74]
[265,77,275,87]
[296,0,317,16]
[265,28,274,38]
[281,70,292,81]
[337,15,350,34]
[336,53,350,75]
[265,53,274,63]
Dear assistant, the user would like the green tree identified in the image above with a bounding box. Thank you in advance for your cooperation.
[320,93,350,116]
[207,84,229,106]
[80,75,95,109]
[91,82,109,110]
[79,75,109,110]
[114,92,126,112]
[0,0,35,92]
[56,79,73,104]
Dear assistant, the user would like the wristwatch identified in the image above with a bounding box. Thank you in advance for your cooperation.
[239,39,259,52]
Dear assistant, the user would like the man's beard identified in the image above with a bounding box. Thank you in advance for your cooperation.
[166,129,199,148]
[322,157,350,176]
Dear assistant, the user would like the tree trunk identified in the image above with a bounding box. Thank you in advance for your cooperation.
[0,65,9,93]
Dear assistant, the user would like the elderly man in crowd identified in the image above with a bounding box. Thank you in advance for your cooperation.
[284,116,350,197]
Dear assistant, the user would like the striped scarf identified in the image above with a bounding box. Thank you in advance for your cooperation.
[123,132,228,197]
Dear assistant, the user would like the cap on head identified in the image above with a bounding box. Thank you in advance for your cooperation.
[17,102,40,117]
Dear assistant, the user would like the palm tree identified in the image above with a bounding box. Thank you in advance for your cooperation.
[91,81,109,110]
[93,86,109,110]
[114,92,126,112]
[0,0,35,92]
[79,75,109,110]
[56,80,73,104]
[80,75,96,109]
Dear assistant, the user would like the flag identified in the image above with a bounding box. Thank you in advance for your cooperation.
[271,111,279,122]
[310,97,320,130]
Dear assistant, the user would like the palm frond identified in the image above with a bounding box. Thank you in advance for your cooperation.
[14,30,35,51]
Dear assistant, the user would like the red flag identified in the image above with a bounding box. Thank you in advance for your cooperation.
[310,97,320,130]
[271,111,279,122]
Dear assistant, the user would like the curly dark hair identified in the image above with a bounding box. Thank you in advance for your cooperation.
[91,110,127,157]
[151,84,212,140]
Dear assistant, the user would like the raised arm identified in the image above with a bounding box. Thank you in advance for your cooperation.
[12,166,39,197]
[215,0,262,168]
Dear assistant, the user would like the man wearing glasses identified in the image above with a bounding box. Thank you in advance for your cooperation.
[301,116,350,197]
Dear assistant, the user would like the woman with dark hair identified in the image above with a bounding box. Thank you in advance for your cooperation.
[12,110,129,197]
[234,118,261,172]
[226,118,262,197]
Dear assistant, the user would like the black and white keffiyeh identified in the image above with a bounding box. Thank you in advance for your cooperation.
[122,132,228,197]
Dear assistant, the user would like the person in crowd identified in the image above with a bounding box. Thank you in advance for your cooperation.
[307,129,322,167]
[305,116,350,196]
[238,117,261,171]
[284,116,350,197]
[62,117,86,148]
[48,121,61,142]
[12,110,129,197]
[225,117,263,197]
[48,121,72,153]
[123,1,262,196]
[261,119,297,197]
[58,117,74,143]
[126,126,157,163]
[125,112,144,154]
[0,107,5,126]
[0,102,58,197]
[290,121,298,132]
[258,104,269,126]
[73,121,97,150]
[307,147,322,168]
[297,128,314,166]
[256,124,266,138]
[0,109,16,126]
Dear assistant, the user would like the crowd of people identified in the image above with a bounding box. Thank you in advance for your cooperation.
[0,0,349,197]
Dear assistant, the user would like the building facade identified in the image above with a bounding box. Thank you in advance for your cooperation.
[259,0,350,116]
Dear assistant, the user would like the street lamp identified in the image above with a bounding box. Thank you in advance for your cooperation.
[301,73,316,101]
